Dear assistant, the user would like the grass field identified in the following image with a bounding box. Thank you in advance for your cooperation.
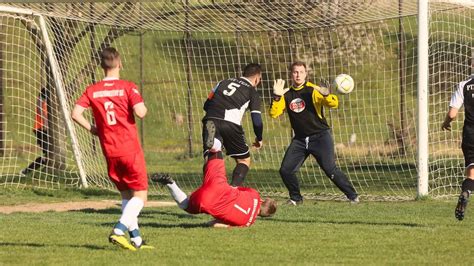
[0,188,472,265]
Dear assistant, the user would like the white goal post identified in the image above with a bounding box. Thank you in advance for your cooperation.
[0,1,472,200]
[417,0,429,197]
[0,5,88,188]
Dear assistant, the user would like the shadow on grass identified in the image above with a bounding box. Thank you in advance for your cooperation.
[73,208,195,219]
[0,242,107,250]
[71,208,121,215]
[0,242,46,247]
[96,220,210,229]
[270,218,423,227]
[141,209,199,219]
[89,208,207,228]
[139,221,211,229]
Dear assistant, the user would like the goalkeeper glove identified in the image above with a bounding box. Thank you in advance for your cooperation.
[316,78,331,96]
[273,79,289,96]
[316,85,330,97]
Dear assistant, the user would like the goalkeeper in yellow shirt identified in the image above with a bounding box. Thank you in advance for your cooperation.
[270,61,358,205]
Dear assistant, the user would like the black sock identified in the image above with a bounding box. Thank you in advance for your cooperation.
[207,151,223,161]
[231,163,249,186]
[24,156,45,174]
[461,178,474,195]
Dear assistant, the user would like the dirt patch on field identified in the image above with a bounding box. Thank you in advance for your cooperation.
[0,200,176,214]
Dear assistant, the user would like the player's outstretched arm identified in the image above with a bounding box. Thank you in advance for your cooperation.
[312,88,339,109]
[251,112,263,149]
[71,104,97,135]
[322,94,339,109]
[270,79,288,118]
[207,219,230,228]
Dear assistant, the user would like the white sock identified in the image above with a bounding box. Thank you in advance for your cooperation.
[121,199,140,234]
[113,228,126,236]
[112,199,131,235]
[210,138,222,152]
[121,199,129,211]
[167,182,189,209]
[119,197,144,230]
[131,236,143,247]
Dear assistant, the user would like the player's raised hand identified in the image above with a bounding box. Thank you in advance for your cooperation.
[317,79,330,96]
[316,86,330,97]
[207,219,230,228]
[252,138,263,149]
[273,79,289,96]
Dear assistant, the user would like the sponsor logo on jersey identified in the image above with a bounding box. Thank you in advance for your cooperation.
[289,98,305,113]
[93,89,124,98]
[245,198,259,227]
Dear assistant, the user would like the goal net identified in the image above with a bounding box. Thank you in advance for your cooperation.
[0,0,472,200]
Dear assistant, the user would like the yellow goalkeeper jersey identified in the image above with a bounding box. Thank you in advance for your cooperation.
[270,81,338,138]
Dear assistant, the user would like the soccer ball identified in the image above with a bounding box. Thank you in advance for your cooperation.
[333,74,354,94]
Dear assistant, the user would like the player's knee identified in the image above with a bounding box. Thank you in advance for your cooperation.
[321,164,338,178]
[466,164,474,179]
[237,157,250,166]
[462,178,474,192]
[132,190,148,203]
[279,166,293,178]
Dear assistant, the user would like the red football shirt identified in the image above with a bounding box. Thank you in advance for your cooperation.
[186,158,261,227]
[76,77,143,157]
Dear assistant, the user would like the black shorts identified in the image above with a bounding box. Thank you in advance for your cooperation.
[462,126,474,167]
[202,119,250,159]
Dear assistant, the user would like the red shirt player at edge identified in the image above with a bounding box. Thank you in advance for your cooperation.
[72,47,152,251]
[151,140,277,228]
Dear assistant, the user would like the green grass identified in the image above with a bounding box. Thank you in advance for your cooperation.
[0,189,473,265]
[0,187,117,206]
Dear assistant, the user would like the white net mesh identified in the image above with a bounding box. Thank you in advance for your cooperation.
[0,1,472,200]
[0,12,80,188]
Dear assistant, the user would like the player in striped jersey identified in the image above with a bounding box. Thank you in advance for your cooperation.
[202,63,263,186]
[442,74,474,220]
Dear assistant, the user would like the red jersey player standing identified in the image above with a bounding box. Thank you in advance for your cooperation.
[152,139,277,227]
[72,47,152,251]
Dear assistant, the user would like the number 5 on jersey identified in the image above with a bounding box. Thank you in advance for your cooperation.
[104,101,117,125]
[223,82,240,96]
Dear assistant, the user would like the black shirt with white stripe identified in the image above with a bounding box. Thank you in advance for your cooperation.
[203,77,261,126]
[450,75,474,130]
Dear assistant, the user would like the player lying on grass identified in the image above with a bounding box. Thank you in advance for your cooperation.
[152,139,277,227]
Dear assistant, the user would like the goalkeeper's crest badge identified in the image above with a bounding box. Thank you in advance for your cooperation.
[289,98,305,113]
